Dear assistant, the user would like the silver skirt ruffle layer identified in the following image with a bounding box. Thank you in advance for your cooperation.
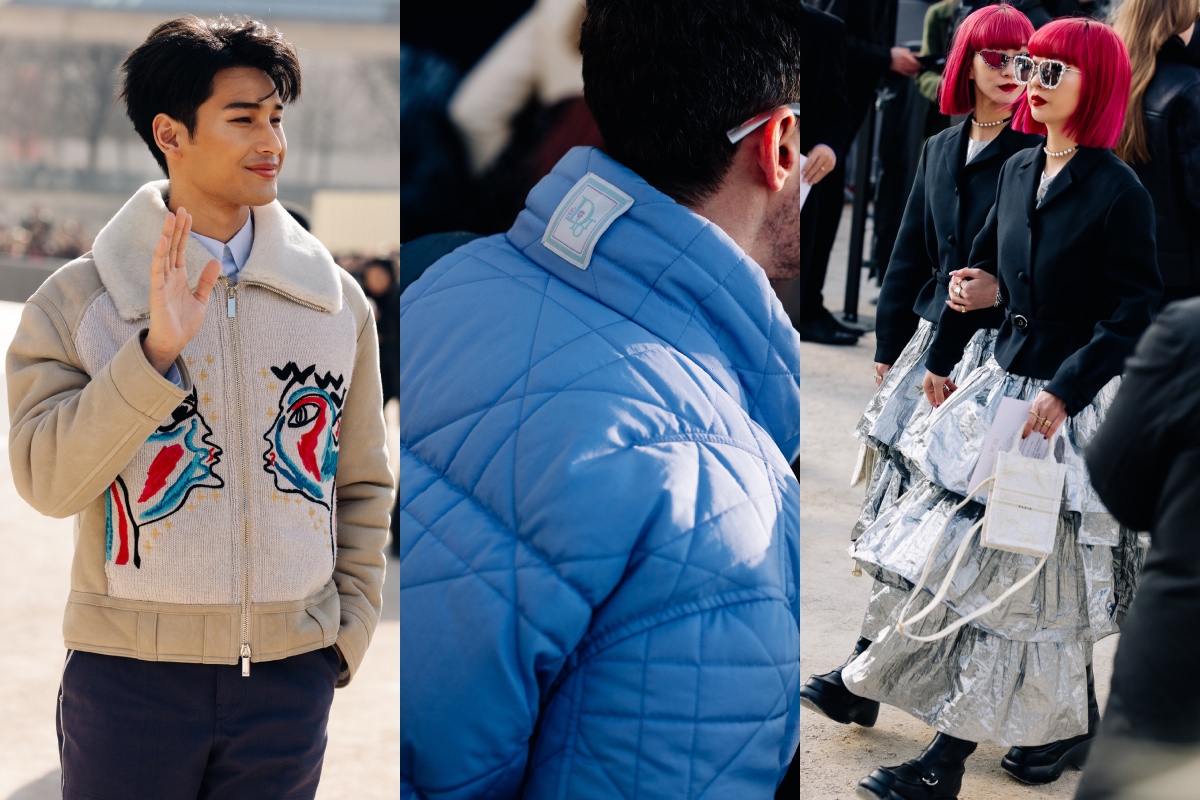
[851,324,998,540]
[844,357,1145,745]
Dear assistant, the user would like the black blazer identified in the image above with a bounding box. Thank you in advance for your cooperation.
[1131,33,1200,288]
[800,4,854,159]
[874,120,1042,364]
[926,146,1163,415]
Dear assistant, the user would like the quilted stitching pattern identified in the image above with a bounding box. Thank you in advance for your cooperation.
[401,148,800,799]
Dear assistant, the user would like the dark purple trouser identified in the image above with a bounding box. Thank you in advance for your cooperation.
[57,647,339,800]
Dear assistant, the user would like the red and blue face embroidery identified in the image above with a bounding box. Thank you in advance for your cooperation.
[107,390,224,568]
[263,363,344,559]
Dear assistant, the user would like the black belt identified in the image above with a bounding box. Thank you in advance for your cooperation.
[1006,309,1072,332]
[931,268,951,285]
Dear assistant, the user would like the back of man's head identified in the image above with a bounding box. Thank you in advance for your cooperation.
[579,0,802,207]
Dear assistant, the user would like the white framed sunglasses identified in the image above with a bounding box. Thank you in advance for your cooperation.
[726,103,801,144]
[1013,55,1081,90]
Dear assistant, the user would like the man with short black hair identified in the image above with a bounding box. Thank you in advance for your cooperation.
[400,0,801,796]
[6,16,393,798]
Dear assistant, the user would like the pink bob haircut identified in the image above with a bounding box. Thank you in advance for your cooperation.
[1011,17,1131,148]
[939,4,1035,116]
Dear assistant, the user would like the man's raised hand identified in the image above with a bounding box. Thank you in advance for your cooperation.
[141,207,222,376]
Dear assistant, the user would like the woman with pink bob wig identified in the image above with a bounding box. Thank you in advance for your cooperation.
[837,16,1161,800]
[1010,16,1132,148]
[803,10,1043,796]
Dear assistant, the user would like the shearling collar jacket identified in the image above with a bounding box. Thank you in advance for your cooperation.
[5,181,393,684]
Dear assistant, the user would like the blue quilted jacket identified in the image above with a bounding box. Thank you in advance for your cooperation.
[400,148,801,799]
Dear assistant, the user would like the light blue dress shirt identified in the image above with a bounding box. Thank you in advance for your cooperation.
[162,215,254,387]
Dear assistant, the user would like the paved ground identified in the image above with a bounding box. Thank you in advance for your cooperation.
[0,300,399,799]
[799,208,1117,799]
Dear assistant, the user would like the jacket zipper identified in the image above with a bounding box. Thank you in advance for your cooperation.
[240,280,327,313]
[224,278,253,676]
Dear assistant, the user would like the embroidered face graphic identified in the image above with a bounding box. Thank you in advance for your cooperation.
[107,391,224,568]
[263,362,344,507]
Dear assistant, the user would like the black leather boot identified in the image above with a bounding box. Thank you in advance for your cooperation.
[1000,665,1100,784]
[799,637,880,726]
[856,732,977,800]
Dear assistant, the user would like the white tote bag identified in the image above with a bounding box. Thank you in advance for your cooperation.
[895,434,1068,642]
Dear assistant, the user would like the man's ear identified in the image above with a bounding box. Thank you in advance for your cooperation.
[755,107,800,192]
[152,113,188,164]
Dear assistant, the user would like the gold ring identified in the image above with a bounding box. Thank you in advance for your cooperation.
[1042,419,1052,428]
[959,305,966,313]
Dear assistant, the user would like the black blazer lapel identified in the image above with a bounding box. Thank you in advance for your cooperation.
[1037,147,1107,212]
[1009,148,1040,285]
[1017,146,1041,223]
[961,121,1019,172]
[943,118,970,186]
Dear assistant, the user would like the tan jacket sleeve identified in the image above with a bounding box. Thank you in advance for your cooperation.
[330,297,394,686]
[7,291,189,519]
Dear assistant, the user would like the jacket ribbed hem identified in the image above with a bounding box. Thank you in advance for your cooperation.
[62,580,340,663]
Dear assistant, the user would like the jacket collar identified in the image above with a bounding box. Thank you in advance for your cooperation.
[1016,144,1108,214]
[1160,27,1200,68]
[945,117,1030,182]
[92,181,342,322]
[506,147,801,461]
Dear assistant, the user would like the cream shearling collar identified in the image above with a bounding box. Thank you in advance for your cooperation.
[92,181,342,321]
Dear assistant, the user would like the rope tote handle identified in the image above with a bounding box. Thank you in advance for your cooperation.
[894,474,1050,643]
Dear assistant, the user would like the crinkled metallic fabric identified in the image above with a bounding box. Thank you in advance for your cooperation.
[843,599,1093,746]
[895,357,1122,540]
[856,325,998,449]
[842,360,1146,745]
[850,327,998,540]
[851,448,909,542]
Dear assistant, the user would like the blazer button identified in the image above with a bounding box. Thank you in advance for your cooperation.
[947,234,957,245]
[1018,272,1029,284]
[1013,314,1029,331]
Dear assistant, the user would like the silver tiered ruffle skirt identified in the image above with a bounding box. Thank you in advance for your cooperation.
[843,357,1145,746]
[851,321,998,540]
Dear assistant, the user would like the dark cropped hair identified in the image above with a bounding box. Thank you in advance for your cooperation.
[579,0,802,205]
[120,16,302,175]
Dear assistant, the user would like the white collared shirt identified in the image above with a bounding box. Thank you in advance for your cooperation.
[190,213,254,281]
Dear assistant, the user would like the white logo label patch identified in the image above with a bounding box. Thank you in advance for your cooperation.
[542,173,634,270]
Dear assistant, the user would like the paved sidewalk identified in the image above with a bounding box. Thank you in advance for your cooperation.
[0,300,399,799]
[798,208,1116,799]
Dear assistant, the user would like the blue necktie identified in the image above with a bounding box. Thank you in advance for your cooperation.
[221,245,238,281]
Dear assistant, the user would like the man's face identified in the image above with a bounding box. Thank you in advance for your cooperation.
[173,67,286,208]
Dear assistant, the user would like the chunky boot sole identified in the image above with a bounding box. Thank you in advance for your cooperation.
[1000,737,1092,785]
[855,776,958,800]
[799,681,880,727]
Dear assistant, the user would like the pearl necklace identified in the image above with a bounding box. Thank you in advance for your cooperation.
[971,115,1011,128]
[1044,144,1078,158]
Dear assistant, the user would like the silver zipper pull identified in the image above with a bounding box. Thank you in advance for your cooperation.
[241,643,251,676]
[227,284,237,318]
